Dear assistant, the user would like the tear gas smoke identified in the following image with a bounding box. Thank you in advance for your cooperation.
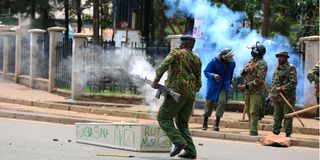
[165,0,304,104]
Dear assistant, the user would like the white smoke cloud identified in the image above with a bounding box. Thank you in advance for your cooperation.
[165,0,304,104]
[79,46,166,111]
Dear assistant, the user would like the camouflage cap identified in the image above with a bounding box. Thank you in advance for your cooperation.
[275,51,290,58]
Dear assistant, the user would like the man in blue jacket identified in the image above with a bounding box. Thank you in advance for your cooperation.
[202,48,236,131]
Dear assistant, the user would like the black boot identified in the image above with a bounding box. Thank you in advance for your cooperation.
[286,133,291,137]
[213,116,220,131]
[201,116,208,130]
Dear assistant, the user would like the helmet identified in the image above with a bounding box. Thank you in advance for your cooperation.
[251,41,266,58]
[220,48,233,56]
[219,48,234,62]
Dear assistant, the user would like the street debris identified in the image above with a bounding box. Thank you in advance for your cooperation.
[96,154,135,158]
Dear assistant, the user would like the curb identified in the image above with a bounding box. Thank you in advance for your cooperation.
[0,109,109,124]
[0,96,318,136]
[0,109,317,148]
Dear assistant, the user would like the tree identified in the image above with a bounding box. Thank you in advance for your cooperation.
[92,0,99,43]
[262,0,270,37]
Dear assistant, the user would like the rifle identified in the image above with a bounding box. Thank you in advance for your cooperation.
[138,76,181,103]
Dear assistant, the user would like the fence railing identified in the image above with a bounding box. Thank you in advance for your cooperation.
[36,33,49,79]
[21,33,30,75]
[228,77,245,101]
[7,35,15,73]
[79,43,147,94]
[55,40,72,89]
[0,36,3,71]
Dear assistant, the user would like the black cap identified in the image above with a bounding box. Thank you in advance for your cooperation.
[180,35,195,42]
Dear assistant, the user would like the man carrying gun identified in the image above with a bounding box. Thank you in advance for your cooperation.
[151,35,202,159]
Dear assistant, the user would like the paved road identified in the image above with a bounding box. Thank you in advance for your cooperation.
[0,118,318,160]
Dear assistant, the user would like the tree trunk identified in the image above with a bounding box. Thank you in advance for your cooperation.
[30,0,36,27]
[249,15,253,30]
[158,12,166,46]
[64,0,69,41]
[262,0,270,37]
[93,0,100,44]
[144,0,151,48]
[76,0,82,33]
[185,17,194,34]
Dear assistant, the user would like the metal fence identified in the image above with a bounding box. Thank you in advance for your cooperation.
[228,77,245,101]
[8,35,16,73]
[80,42,151,94]
[55,40,72,89]
[0,36,3,71]
[36,33,49,79]
[21,33,30,75]
[54,40,169,95]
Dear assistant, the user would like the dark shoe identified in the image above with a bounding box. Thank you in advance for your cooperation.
[213,116,220,131]
[170,143,187,157]
[314,117,319,120]
[272,131,280,135]
[178,153,197,159]
[201,116,208,130]
[250,132,258,136]
[286,133,291,137]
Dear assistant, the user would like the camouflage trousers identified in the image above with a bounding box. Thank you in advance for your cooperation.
[245,93,263,135]
[203,88,226,118]
[273,100,294,134]
[157,95,196,156]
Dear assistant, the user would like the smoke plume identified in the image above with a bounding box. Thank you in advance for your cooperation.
[165,0,304,104]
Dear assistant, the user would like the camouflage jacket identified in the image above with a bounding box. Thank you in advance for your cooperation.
[307,62,319,98]
[156,48,202,99]
[240,58,268,95]
[270,62,297,104]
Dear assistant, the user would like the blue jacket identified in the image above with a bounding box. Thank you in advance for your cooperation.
[204,57,235,102]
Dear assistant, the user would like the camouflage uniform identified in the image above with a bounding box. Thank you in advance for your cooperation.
[307,62,320,117]
[155,48,202,157]
[241,58,268,135]
[270,62,297,135]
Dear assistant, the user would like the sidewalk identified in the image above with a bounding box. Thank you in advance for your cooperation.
[0,78,319,148]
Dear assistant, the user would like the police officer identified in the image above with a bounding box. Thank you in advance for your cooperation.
[307,62,319,120]
[270,51,297,137]
[202,48,235,131]
[238,41,268,136]
[152,35,201,159]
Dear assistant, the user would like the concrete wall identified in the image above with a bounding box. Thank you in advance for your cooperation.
[75,123,171,152]
[17,75,30,87]
[6,73,15,81]
[34,78,49,91]
[300,36,319,106]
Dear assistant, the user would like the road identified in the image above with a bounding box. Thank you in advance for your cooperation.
[0,118,318,160]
